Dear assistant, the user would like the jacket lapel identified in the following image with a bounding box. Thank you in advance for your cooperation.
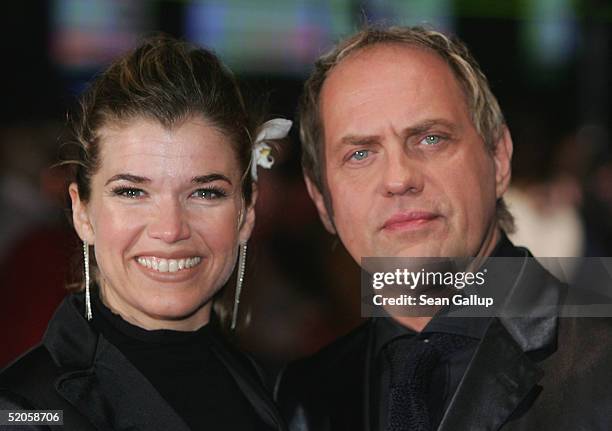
[209,332,286,431]
[56,335,191,431]
[438,249,562,431]
[437,319,544,431]
[45,295,190,431]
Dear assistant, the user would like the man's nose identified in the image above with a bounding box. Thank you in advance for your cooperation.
[382,148,425,196]
[147,199,191,243]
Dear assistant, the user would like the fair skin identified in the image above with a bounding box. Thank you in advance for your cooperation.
[305,44,512,331]
[70,115,256,331]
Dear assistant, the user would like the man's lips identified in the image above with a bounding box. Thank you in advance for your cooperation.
[382,211,439,231]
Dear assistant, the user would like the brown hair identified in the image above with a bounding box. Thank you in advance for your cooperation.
[61,35,260,329]
[66,35,255,206]
[299,25,514,232]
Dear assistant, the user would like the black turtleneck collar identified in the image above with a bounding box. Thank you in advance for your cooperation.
[90,292,212,347]
[88,292,268,431]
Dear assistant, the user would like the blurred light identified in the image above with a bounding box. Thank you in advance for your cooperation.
[522,0,577,68]
[51,0,153,71]
[360,0,454,32]
[184,0,352,76]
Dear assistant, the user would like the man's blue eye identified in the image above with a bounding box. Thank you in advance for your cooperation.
[421,135,441,145]
[351,150,369,161]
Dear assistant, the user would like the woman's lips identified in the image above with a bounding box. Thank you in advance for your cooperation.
[133,255,203,282]
[382,211,439,231]
[136,256,202,273]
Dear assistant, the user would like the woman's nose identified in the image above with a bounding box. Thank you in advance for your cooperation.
[147,200,191,243]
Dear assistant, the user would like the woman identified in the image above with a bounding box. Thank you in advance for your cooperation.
[0,36,290,430]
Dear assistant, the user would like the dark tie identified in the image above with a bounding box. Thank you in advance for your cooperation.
[385,333,472,431]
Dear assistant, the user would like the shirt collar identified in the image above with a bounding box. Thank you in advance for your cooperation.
[373,233,522,355]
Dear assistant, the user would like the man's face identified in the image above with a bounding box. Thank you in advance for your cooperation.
[310,44,511,260]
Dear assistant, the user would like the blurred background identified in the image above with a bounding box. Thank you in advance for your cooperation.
[1,0,611,375]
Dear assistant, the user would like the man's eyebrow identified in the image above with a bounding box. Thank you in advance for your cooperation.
[405,119,457,136]
[105,174,151,186]
[192,174,232,185]
[336,120,457,148]
[339,135,381,147]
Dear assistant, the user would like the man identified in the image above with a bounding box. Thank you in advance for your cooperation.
[276,26,612,430]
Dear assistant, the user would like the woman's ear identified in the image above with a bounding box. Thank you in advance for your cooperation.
[238,184,258,243]
[69,183,95,244]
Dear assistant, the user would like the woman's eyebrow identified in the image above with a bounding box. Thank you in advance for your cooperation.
[104,173,233,186]
[105,173,150,186]
[192,174,233,185]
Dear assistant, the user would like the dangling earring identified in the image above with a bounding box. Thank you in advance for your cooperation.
[83,241,92,321]
[231,242,247,331]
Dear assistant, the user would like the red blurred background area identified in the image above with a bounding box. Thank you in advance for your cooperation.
[0,226,76,367]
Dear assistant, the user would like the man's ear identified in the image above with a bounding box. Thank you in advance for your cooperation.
[69,183,95,244]
[493,126,513,198]
[304,174,336,234]
[238,184,258,243]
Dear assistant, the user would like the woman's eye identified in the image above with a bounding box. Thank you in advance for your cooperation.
[112,187,145,198]
[350,150,370,161]
[192,188,227,200]
[420,135,442,146]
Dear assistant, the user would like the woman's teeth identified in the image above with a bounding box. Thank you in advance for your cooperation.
[136,256,202,273]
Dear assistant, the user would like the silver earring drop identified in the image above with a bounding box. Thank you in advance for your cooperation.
[83,241,92,321]
[231,242,247,331]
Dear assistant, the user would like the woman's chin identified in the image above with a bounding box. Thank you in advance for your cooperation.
[132,297,212,329]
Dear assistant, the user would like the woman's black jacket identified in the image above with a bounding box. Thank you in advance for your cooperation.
[0,293,286,431]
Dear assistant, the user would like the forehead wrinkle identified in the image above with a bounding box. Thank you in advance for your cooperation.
[97,115,227,159]
[114,150,200,159]
[326,43,465,106]
[98,144,233,186]
[323,72,471,143]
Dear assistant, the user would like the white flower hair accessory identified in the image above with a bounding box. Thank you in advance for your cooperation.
[251,118,292,181]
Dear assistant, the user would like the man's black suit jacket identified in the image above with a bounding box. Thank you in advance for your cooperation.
[276,247,612,430]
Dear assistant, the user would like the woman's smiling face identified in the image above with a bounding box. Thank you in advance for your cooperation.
[70,115,255,331]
